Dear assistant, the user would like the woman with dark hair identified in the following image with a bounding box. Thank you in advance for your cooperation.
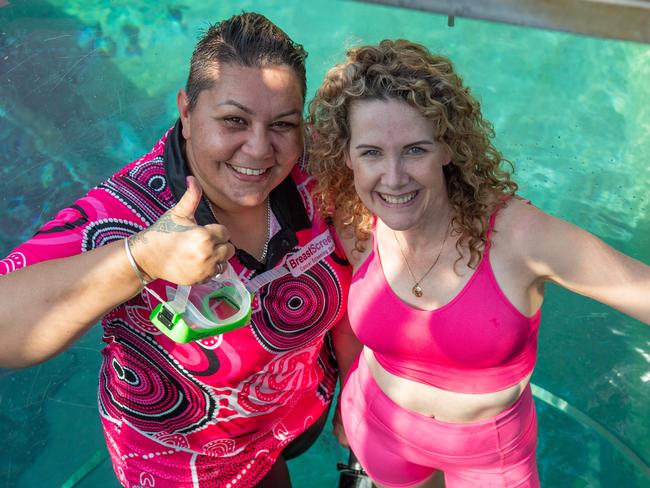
[308,39,649,487]
[0,12,350,488]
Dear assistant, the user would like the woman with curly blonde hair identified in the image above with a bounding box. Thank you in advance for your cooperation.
[308,39,650,488]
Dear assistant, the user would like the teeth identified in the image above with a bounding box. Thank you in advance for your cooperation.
[228,164,267,176]
[380,192,417,204]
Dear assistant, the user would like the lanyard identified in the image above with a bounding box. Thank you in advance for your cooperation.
[244,228,335,293]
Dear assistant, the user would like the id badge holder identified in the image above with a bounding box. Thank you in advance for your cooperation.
[149,264,252,343]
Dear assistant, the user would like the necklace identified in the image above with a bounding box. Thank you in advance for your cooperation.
[393,220,451,298]
[206,197,272,263]
[258,197,272,262]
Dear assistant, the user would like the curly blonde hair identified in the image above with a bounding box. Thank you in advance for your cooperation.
[307,39,517,268]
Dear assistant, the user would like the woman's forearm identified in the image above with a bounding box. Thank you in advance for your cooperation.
[0,239,142,368]
[332,313,363,386]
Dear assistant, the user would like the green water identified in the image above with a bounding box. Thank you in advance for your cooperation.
[0,1,649,487]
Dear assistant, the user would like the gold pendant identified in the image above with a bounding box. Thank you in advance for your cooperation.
[412,283,423,297]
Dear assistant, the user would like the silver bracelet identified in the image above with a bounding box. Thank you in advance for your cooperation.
[124,237,149,286]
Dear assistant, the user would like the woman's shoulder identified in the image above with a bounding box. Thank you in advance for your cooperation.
[496,196,545,227]
[492,196,553,255]
[494,195,586,270]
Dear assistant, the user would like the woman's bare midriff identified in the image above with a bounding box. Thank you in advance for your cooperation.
[363,347,532,423]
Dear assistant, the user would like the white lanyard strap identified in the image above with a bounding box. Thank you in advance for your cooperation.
[245,229,335,294]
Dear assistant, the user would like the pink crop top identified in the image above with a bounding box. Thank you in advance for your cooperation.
[348,209,541,394]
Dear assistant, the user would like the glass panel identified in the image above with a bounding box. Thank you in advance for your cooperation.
[1,1,648,487]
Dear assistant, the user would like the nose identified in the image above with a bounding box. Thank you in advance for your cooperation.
[242,125,273,161]
[381,156,409,189]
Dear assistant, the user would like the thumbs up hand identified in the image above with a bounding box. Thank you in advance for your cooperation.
[129,177,235,285]
[170,174,204,225]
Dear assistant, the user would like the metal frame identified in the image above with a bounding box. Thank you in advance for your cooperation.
[355,0,650,43]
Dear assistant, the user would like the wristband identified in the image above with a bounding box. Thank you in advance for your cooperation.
[124,237,150,286]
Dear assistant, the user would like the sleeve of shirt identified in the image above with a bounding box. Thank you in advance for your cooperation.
[0,186,145,276]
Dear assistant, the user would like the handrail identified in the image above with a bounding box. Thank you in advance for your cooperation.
[531,384,650,477]
[60,450,108,488]
[355,0,650,44]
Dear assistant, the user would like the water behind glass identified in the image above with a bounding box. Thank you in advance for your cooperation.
[0,1,649,487]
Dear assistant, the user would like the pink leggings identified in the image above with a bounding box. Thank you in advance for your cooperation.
[341,355,540,487]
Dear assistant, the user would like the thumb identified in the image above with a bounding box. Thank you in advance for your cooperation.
[173,176,202,221]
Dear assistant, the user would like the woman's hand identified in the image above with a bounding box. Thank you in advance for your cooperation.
[130,176,235,285]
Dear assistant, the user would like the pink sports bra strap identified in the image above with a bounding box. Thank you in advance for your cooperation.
[371,216,379,253]
[483,205,501,256]
[484,195,527,254]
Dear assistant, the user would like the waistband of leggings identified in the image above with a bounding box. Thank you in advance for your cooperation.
[355,352,534,433]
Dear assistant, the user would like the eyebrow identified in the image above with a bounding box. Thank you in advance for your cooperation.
[217,100,302,119]
[354,140,434,150]
[405,140,435,147]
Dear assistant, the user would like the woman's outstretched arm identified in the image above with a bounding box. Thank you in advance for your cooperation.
[521,204,650,324]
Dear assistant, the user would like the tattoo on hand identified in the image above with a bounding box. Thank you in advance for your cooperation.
[149,213,195,234]
[129,212,194,246]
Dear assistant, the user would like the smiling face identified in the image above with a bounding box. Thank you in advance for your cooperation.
[177,63,304,212]
[346,98,452,232]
